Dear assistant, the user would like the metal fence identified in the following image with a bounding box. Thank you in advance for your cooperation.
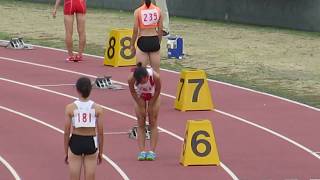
[27,0,320,32]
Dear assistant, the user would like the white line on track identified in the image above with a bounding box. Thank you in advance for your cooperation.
[29,43,320,112]
[35,83,74,87]
[104,132,129,135]
[1,39,319,112]
[0,77,239,179]
[0,154,21,180]
[0,105,130,180]
[0,56,319,161]
[104,130,164,135]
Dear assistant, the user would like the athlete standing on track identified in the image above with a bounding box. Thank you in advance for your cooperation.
[64,77,104,179]
[130,0,163,73]
[52,0,86,62]
[128,62,161,161]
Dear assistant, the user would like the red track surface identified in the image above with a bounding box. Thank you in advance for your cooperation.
[0,46,319,179]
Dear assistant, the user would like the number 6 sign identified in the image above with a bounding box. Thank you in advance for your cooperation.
[174,70,214,111]
[180,120,220,166]
[104,29,136,67]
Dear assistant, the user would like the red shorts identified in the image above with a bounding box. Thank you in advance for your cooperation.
[64,0,86,15]
[140,93,152,101]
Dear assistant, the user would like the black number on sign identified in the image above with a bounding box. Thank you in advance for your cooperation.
[182,130,188,157]
[191,130,211,157]
[107,37,116,59]
[177,78,185,101]
[188,79,204,102]
[120,37,135,60]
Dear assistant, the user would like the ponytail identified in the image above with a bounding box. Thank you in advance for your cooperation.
[134,62,148,84]
[136,62,143,67]
[145,0,151,8]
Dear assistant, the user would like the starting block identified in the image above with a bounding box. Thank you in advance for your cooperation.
[94,76,124,90]
[5,37,33,49]
[129,125,151,140]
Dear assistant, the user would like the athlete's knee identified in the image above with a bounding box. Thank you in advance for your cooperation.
[65,33,73,40]
[77,28,86,36]
[148,119,158,129]
[137,118,146,127]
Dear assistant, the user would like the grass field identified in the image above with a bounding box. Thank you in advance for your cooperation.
[1,0,319,108]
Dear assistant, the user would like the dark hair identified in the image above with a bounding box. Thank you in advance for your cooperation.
[134,62,148,84]
[76,77,92,98]
[145,0,151,8]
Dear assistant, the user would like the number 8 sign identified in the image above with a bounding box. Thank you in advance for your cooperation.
[180,120,220,166]
[104,29,136,67]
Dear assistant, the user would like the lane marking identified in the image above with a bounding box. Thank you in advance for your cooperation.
[21,43,320,112]
[0,77,239,179]
[0,40,319,111]
[0,56,319,161]
[0,155,21,180]
[0,105,130,180]
[104,132,129,135]
[35,83,74,87]
[104,130,164,135]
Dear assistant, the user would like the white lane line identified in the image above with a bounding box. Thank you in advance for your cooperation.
[159,67,320,112]
[0,56,319,161]
[0,105,130,180]
[104,130,164,135]
[0,77,239,180]
[21,43,320,112]
[35,83,74,87]
[0,40,319,112]
[0,155,21,180]
[215,109,320,160]
[104,132,129,135]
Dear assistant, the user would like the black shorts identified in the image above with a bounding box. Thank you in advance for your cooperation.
[69,134,97,156]
[137,36,160,53]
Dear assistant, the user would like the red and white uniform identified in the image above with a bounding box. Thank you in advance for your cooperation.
[64,0,86,15]
[135,68,155,101]
[72,100,96,128]
[137,3,161,29]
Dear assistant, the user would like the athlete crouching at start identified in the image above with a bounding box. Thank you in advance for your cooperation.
[64,77,104,180]
[128,62,161,161]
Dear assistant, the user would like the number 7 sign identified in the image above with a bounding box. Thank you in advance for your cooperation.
[174,70,214,111]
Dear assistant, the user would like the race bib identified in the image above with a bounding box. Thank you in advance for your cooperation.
[141,9,159,26]
[74,109,96,128]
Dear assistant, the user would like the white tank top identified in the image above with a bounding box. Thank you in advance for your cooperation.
[135,68,155,101]
[72,100,96,128]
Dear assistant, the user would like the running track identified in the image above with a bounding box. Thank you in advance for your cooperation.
[0,45,319,180]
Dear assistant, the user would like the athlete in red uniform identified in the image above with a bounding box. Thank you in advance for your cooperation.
[128,62,161,161]
[52,0,87,62]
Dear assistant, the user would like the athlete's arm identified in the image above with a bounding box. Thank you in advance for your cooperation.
[131,10,139,54]
[64,103,73,164]
[95,104,104,164]
[149,71,161,105]
[128,73,144,106]
[52,0,62,18]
